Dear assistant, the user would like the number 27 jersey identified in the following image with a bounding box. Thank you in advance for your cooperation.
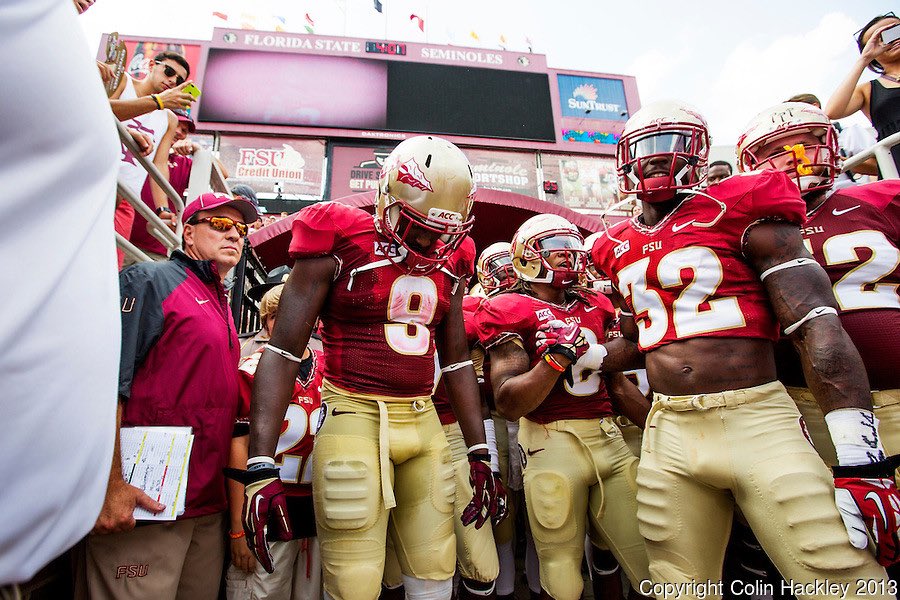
[590,170,807,352]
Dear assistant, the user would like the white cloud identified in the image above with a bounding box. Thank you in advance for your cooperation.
[699,12,862,145]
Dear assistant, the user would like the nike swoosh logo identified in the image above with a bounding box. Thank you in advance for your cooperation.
[584,306,598,313]
[195,298,210,305]
[331,408,355,416]
[672,221,694,233]
[832,205,861,216]
[253,494,264,520]
[813,308,827,315]
[866,490,888,526]
[526,448,545,456]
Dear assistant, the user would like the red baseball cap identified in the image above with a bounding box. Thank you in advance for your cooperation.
[182,192,259,224]
[172,108,196,133]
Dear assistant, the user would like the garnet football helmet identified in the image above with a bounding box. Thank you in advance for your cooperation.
[510,214,585,288]
[375,136,476,274]
[477,242,517,296]
[736,102,839,195]
[617,100,710,202]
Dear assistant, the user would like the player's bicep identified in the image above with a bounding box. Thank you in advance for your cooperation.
[744,220,838,332]
[435,277,469,364]
[487,339,530,396]
[268,256,336,356]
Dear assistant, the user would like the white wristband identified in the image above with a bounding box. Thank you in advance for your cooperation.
[247,455,276,468]
[824,408,885,466]
[483,419,500,472]
[467,443,490,455]
[578,344,609,371]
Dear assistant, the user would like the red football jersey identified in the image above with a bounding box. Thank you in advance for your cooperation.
[237,349,324,495]
[606,314,651,397]
[476,291,615,424]
[591,170,806,352]
[289,202,475,397]
[433,294,484,425]
[800,181,900,389]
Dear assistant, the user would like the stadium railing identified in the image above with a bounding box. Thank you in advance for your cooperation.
[842,130,900,180]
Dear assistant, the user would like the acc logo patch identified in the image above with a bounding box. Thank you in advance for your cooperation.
[396,159,434,192]
[374,240,403,258]
[613,240,630,258]
[535,308,554,321]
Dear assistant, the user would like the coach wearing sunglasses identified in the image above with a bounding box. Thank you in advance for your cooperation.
[77,193,258,600]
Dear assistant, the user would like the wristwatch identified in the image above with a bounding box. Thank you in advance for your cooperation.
[155,206,171,216]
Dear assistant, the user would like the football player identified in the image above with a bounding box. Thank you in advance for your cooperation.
[225,283,325,600]
[238,136,502,600]
[591,100,898,595]
[430,242,516,600]
[477,214,652,600]
[737,101,900,470]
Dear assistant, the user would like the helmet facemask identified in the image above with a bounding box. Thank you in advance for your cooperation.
[378,194,473,275]
[478,246,517,296]
[519,231,586,289]
[739,128,839,196]
[617,125,709,203]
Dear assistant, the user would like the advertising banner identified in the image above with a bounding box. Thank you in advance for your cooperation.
[542,154,627,215]
[466,149,539,197]
[121,39,203,82]
[558,74,628,122]
[329,145,392,199]
[219,136,325,198]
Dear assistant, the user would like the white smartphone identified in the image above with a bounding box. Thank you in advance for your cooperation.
[882,23,900,45]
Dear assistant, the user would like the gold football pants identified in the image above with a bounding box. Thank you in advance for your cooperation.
[313,381,456,600]
[638,381,889,600]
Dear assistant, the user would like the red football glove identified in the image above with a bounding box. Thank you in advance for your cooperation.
[462,452,498,530]
[492,471,509,526]
[224,467,293,573]
[536,320,588,364]
[833,456,900,567]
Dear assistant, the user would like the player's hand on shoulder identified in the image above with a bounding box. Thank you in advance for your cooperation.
[92,478,165,534]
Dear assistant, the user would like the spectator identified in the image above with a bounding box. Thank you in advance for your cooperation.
[79,193,258,600]
[230,184,263,231]
[706,160,733,185]
[0,0,120,589]
[225,283,324,600]
[129,109,228,261]
[825,12,900,175]
[110,52,196,268]
[240,266,291,357]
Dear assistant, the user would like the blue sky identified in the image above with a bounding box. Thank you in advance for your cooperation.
[79,0,896,144]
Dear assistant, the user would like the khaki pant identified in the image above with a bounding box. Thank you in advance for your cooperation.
[75,512,225,600]
[519,417,650,600]
[443,421,500,583]
[638,381,889,599]
[225,537,321,600]
[313,381,455,600]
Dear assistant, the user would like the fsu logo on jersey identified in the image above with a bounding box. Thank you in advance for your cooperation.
[396,159,434,192]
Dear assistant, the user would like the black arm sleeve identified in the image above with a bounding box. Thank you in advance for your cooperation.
[117,264,172,399]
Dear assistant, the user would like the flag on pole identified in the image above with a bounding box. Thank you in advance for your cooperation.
[525,36,533,52]
[273,15,286,32]
[374,0,383,13]
[469,31,479,41]
[212,11,228,21]
[409,14,424,33]
[499,34,507,49]
[304,13,315,34]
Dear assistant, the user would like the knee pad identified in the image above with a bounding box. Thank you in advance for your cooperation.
[323,560,384,600]
[402,575,453,600]
[539,554,584,600]
[527,470,576,544]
